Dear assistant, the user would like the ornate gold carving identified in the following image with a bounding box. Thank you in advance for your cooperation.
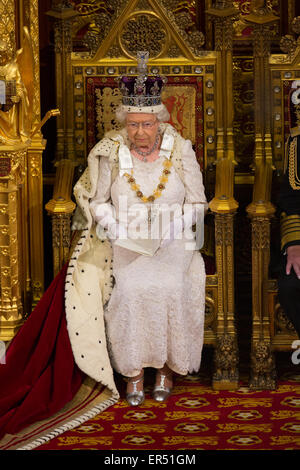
[0,27,34,146]
[279,15,300,57]
[160,0,204,55]
[232,58,255,173]
[0,0,15,54]
[28,0,42,127]
[71,0,205,58]
[250,340,276,390]
[27,147,45,307]
[29,154,41,178]
[121,14,166,58]
[210,210,238,390]
[45,159,76,275]
[206,275,218,286]
[213,334,239,387]
[51,213,73,276]
[74,0,114,16]
[95,86,122,140]
[252,23,276,58]
[105,43,123,58]
[248,206,275,376]
[0,150,26,185]
[54,18,74,54]
[207,2,239,52]
[135,0,151,9]
[52,214,72,248]
[275,303,297,334]
[76,1,128,56]
[205,291,217,330]
[0,149,26,339]
[251,216,271,250]
[215,16,238,52]
[215,213,234,246]
[167,43,182,58]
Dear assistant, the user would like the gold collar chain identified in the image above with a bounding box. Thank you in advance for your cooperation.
[124,157,173,203]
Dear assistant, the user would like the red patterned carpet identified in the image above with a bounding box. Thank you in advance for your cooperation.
[36,358,300,451]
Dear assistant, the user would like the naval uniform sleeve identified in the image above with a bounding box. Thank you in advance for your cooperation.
[278,135,300,251]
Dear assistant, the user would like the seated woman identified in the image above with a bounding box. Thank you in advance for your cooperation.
[0,52,207,446]
[88,107,207,405]
[83,56,208,406]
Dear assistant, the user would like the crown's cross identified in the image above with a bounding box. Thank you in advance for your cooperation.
[135,51,149,95]
[118,50,165,108]
[137,51,149,77]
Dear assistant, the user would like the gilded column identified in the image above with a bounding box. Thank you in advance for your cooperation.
[206,1,239,390]
[245,6,278,390]
[18,0,46,308]
[0,148,26,341]
[45,159,76,277]
[0,3,27,339]
[46,3,78,275]
[27,145,45,307]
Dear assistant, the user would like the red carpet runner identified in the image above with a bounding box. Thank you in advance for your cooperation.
[36,369,300,451]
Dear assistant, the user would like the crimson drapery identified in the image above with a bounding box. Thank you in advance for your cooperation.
[0,264,84,439]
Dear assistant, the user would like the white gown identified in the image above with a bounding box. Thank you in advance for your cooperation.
[90,139,207,377]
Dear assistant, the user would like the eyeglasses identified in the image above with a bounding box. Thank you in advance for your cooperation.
[127,121,158,130]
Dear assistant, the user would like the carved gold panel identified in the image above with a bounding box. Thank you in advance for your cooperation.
[71,0,204,58]
[267,281,298,349]
[232,0,287,43]
[0,0,16,53]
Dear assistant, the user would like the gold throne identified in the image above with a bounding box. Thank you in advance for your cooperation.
[246,9,299,389]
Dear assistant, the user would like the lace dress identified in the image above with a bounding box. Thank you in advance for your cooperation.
[90,139,207,378]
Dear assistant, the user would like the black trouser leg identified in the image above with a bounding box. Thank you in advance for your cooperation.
[278,256,300,338]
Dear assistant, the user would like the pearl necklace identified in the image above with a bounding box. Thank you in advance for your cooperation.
[131,134,160,161]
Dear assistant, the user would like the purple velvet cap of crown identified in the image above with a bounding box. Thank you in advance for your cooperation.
[118,75,166,106]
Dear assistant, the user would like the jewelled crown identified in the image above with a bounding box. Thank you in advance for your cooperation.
[118,51,167,108]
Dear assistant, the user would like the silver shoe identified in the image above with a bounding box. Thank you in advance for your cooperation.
[153,371,172,402]
[126,375,145,407]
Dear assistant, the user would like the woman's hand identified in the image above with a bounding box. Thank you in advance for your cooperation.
[286,245,300,278]
[106,222,127,240]
[160,217,183,248]
[71,207,87,231]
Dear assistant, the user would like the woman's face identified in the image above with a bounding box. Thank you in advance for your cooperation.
[126,113,159,150]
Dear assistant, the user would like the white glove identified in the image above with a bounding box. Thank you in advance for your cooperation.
[161,216,184,247]
[106,222,127,240]
[71,207,87,231]
[161,204,204,249]
[90,202,127,240]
